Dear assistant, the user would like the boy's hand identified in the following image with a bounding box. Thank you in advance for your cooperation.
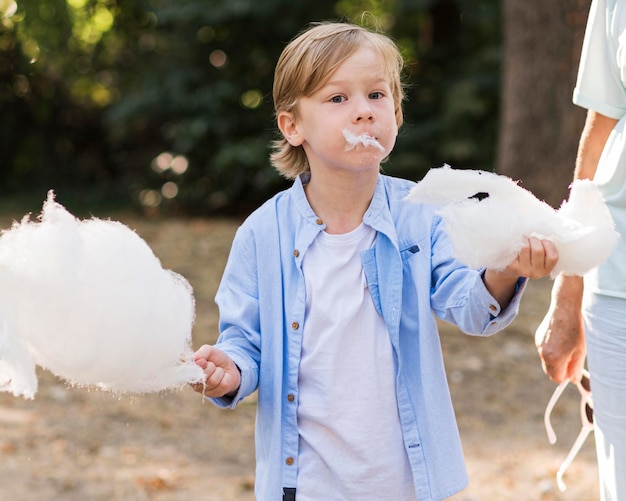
[484,236,558,308]
[502,236,559,279]
[191,344,241,398]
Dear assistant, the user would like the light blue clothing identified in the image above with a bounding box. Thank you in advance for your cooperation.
[574,1,626,499]
[210,173,526,501]
[583,294,626,501]
[574,0,626,298]
[573,0,626,121]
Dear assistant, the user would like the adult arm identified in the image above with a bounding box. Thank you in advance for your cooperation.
[536,110,617,383]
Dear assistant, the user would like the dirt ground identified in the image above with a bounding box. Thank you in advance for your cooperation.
[0,213,600,500]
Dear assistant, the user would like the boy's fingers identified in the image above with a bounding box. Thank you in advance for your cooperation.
[205,366,225,389]
[194,358,208,369]
[193,344,213,361]
[518,237,558,277]
[543,239,559,270]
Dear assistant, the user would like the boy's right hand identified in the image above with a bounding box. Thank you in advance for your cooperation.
[191,344,241,398]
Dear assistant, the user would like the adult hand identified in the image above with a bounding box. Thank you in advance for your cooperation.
[535,274,586,383]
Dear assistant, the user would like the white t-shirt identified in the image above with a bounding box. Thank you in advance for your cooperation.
[296,223,416,501]
[574,0,626,298]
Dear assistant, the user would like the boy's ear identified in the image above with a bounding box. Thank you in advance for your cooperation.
[277,111,304,146]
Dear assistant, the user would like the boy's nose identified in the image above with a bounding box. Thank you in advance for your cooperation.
[353,99,375,123]
[355,112,374,122]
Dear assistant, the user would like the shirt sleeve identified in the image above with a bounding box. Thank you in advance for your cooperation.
[429,215,528,336]
[209,225,261,409]
[574,0,626,119]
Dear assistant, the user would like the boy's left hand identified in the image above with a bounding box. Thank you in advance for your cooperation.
[502,236,559,279]
[483,236,558,309]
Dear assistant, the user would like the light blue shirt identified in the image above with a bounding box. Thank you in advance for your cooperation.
[211,173,525,501]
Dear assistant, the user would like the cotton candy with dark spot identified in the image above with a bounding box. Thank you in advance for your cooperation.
[405,165,620,277]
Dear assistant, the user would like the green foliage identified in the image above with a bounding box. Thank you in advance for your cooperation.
[1,0,501,214]
[391,0,501,179]
[1,0,134,202]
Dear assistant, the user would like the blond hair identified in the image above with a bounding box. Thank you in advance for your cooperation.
[270,22,406,179]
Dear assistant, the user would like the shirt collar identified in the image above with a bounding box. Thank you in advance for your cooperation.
[291,173,399,246]
[292,173,320,226]
[363,175,399,246]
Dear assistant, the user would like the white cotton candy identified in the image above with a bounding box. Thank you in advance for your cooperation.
[0,192,204,399]
[405,165,620,277]
[342,128,384,151]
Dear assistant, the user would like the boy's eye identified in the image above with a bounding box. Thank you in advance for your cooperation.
[330,95,345,103]
[369,91,384,100]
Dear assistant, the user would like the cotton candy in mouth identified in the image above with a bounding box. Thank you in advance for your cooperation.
[342,129,384,151]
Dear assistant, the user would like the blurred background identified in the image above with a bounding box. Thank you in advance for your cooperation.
[1,0,590,216]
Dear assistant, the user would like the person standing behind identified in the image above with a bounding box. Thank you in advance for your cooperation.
[536,1,626,499]
[193,21,558,501]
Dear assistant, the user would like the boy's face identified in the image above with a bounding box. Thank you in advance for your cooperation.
[278,46,398,176]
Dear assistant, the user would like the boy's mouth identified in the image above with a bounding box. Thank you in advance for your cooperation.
[342,129,384,151]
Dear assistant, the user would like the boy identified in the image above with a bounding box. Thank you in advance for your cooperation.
[193,22,558,500]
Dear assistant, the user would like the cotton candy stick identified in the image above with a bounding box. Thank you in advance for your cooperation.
[0,192,204,399]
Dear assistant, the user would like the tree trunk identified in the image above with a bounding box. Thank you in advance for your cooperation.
[497,0,591,207]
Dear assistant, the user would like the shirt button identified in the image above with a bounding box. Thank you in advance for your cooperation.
[315,218,323,225]
[286,457,294,465]
[291,321,299,330]
[293,249,299,257]
[489,304,498,312]
[287,394,295,402]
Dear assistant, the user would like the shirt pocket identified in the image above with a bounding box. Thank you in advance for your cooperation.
[400,243,421,260]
